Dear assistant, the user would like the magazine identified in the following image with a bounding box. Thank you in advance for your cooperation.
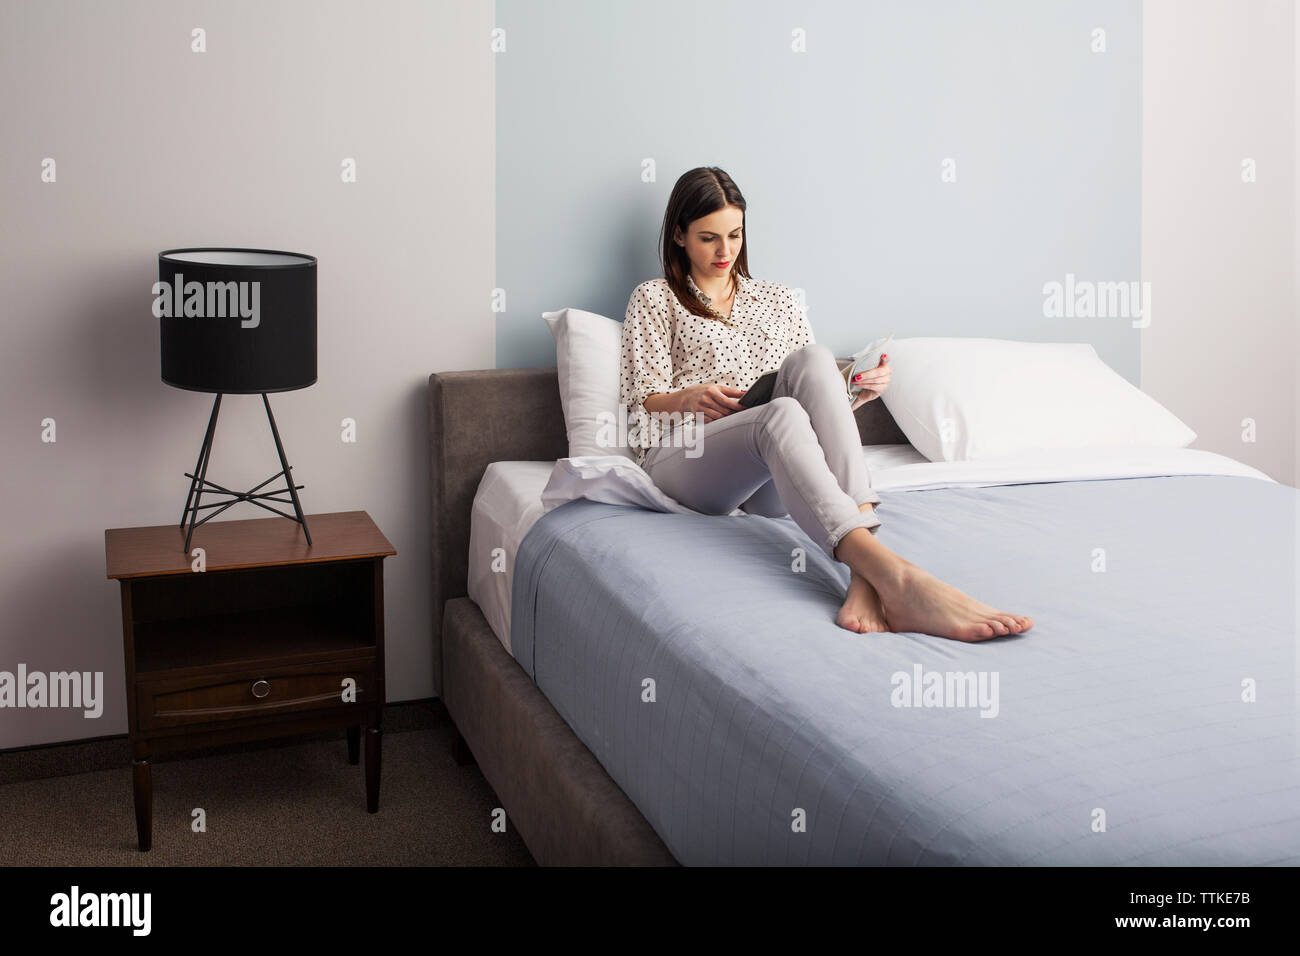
[841,332,894,400]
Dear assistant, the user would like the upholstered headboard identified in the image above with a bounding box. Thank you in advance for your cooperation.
[426,365,907,696]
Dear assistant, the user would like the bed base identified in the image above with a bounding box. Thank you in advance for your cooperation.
[442,596,677,865]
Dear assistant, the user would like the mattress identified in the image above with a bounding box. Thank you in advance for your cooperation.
[470,445,1274,653]
[510,450,1300,865]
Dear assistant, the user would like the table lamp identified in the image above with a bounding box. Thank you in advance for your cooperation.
[156,247,317,552]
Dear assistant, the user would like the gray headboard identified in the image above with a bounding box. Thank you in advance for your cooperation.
[427,365,906,695]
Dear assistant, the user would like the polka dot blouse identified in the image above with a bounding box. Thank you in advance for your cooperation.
[619,273,814,463]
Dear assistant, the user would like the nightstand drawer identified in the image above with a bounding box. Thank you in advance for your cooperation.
[138,661,374,731]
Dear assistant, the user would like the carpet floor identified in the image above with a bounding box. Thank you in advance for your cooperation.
[0,709,536,866]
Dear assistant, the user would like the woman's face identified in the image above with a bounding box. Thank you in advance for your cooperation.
[675,205,744,282]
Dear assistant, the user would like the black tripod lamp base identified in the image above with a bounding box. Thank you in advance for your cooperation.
[178,392,313,553]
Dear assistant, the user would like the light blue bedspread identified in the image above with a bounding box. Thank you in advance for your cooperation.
[511,475,1300,865]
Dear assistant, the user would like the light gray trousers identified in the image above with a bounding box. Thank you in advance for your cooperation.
[642,344,882,558]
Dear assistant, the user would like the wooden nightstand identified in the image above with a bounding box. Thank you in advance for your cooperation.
[105,510,396,851]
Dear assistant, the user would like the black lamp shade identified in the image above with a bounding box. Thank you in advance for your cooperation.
[159,248,317,393]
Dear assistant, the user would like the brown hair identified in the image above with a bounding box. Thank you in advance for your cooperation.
[659,167,750,320]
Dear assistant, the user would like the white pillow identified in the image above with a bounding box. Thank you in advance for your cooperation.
[879,337,1196,462]
[542,308,635,460]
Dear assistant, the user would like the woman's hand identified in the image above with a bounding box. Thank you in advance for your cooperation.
[677,383,747,421]
[647,383,746,422]
[850,354,891,409]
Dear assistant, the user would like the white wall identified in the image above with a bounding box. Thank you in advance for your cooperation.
[0,0,495,748]
[1142,0,1297,487]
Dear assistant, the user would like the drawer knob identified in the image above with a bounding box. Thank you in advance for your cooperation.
[251,680,271,699]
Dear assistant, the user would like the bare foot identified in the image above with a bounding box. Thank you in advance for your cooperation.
[836,572,890,634]
[874,558,1034,642]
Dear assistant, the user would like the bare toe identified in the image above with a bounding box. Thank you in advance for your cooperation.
[837,575,889,634]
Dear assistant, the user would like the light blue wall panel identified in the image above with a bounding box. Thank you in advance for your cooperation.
[497,0,1142,379]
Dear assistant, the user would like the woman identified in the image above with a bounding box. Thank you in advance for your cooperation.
[621,167,1033,641]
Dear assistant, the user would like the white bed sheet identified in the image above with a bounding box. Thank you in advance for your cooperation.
[865,443,1274,490]
[469,445,1274,653]
[466,460,554,654]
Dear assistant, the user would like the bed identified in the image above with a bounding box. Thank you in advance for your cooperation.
[429,366,1300,865]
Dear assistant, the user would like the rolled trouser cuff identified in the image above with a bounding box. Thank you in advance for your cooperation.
[825,508,882,557]
[857,488,883,508]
